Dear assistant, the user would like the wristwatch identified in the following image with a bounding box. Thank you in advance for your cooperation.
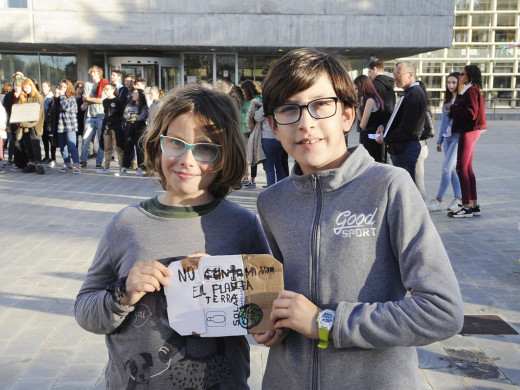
[316,309,335,349]
[106,276,128,306]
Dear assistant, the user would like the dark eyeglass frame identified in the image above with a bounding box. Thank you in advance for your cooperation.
[273,97,343,125]
[160,135,221,163]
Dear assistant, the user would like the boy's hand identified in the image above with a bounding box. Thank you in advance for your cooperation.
[122,260,172,306]
[253,328,289,347]
[270,290,321,340]
[375,125,385,145]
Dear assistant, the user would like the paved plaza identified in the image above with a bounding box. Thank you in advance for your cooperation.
[0,121,519,389]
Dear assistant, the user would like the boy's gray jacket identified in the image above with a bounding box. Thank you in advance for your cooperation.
[257,146,464,390]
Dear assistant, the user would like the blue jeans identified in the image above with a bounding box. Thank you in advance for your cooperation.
[261,138,287,187]
[58,131,80,165]
[80,116,104,165]
[436,134,461,199]
[390,140,421,182]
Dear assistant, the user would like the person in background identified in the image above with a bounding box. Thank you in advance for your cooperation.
[353,75,386,162]
[18,78,45,174]
[56,80,81,174]
[0,103,7,172]
[121,89,148,176]
[110,70,124,93]
[80,65,108,168]
[426,72,462,213]
[148,86,163,123]
[2,72,25,168]
[447,64,487,218]
[415,80,435,199]
[97,83,124,174]
[41,81,56,166]
[241,80,261,187]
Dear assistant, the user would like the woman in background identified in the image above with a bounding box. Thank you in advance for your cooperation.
[353,75,386,162]
[426,72,462,213]
[448,65,487,218]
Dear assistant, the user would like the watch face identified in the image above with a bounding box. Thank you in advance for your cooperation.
[321,312,334,324]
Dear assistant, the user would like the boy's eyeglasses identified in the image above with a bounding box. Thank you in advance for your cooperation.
[160,136,221,163]
[273,97,343,125]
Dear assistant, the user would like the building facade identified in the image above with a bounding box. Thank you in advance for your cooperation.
[395,0,519,109]
[0,0,454,90]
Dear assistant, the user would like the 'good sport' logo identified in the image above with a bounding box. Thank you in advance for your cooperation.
[334,208,378,237]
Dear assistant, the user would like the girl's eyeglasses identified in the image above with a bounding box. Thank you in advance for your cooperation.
[160,135,221,163]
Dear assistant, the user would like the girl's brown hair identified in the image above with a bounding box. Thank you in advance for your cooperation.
[60,79,76,99]
[143,84,246,199]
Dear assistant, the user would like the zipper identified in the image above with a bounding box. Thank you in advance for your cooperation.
[311,173,322,390]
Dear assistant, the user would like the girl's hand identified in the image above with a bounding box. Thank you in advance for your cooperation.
[436,143,442,152]
[122,260,173,306]
[270,290,321,340]
[253,328,289,347]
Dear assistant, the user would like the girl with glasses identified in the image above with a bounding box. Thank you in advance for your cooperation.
[75,84,269,389]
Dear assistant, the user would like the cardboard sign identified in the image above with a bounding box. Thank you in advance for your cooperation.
[165,254,283,337]
[9,103,41,123]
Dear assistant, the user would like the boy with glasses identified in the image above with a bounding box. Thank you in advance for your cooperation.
[253,48,463,389]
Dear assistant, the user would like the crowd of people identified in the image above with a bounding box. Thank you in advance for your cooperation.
[1,61,487,208]
[0,68,166,176]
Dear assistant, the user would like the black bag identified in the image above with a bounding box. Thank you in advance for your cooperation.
[387,140,409,155]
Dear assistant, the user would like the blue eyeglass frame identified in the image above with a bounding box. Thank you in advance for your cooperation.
[160,135,221,163]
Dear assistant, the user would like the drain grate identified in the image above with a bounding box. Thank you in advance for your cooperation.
[459,315,518,335]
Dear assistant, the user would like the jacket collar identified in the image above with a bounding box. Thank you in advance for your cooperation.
[291,145,375,193]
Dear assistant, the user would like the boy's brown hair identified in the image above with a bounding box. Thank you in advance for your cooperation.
[262,48,358,117]
[143,84,246,199]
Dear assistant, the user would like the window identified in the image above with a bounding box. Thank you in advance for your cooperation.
[471,14,491,26]
[495,29,516,42]
[496,0,519,10]
[468,47,490,57]
[455,15,468,26]
[497,14,516,26]
[470,61,488,73]
[473,0,492,10]
[8,0,27,7]
[447,47,468,57]
[237,56,254,83]
[455,0,470,10]
[422,61,442,73]
[184,54,213,85]
[39,54,77,86]
[493,61,514,73]
[472,29,489,42]
[421,76,442,89]
[493,76,512,88]
[422,49,445,58]
[216,54,236,83]
[496,45,514,57]
[252,56,278,86]
[454,29,469,42]
[0,54,39,85]
[445,61,468,73]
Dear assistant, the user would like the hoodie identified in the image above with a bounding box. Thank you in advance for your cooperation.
[257,146,464,390]
[372,74,396,116]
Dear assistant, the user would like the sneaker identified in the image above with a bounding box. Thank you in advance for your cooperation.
[47,160,56,168]
[119,168,128,176]
[79,162,87,168]
[242,179,250,186]
[42,157,51,164]
[96,167,110,174]
[35,164,45,175]
[10,166,20,172]
[447,198,462,212]
[2,161,13,167]
[22,165,36,173]
[73,167,81,174]
[426,198,442,212]
[95,164,102,169]
[136,168,143,177]
[471,204,481,216]
[248,181,256,188]
[448,206,473,218]
[59,166,72,173]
